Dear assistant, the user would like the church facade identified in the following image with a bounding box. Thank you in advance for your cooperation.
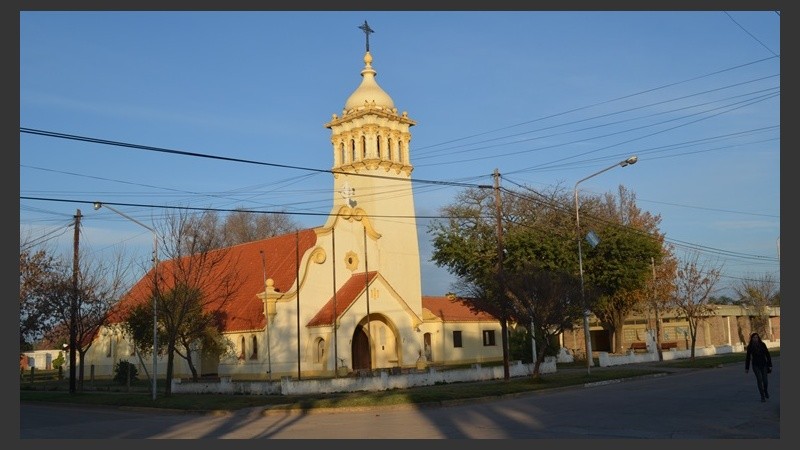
[80,46,505,381]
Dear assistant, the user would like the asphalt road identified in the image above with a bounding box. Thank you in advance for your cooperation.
[20,359,780,439]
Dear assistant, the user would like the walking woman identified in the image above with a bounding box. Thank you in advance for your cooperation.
[745,332,773,402]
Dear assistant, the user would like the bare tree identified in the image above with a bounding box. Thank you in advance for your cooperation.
[220,209,299,246]
[639,250,678,360]
[733,273,779,340]
[20,235,132,390]
[67,248,132,390]
[149,209,246,395]
[185,209,300,250]
[672,251,722,359]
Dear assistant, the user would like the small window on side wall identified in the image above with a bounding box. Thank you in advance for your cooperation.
[453,330,463,348]
[482,330,496,346]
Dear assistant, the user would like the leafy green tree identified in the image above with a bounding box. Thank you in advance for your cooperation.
[429,185,520,378]
[581,185,666,354]
[504,263,583,377]
[19,242,63,350]
[430,182,589,375]
[166,284,230,382]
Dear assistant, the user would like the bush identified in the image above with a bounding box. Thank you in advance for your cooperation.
[113,360,139,384]
[509,327,559,363]
[52,351,65,370]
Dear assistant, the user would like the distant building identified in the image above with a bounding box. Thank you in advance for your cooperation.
[561,304,780,357]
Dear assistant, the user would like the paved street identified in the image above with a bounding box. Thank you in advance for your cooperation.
[20,359,780,439]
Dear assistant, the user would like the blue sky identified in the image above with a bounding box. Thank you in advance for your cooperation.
[19,10,780,298]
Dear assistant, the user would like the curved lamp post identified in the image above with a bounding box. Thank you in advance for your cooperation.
[93,202,158,400]
[574,156,637,374]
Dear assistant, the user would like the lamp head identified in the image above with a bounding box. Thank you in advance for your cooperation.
[620,156,638,167]
[93,202,102,211]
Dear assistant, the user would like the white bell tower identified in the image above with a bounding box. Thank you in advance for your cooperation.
[323,37,422,311]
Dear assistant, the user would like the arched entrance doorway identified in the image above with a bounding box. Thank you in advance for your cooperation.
[351,326,371,371]
[350,314,402,372]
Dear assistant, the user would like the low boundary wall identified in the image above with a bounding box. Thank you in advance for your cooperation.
[171,358,558,395]
[598,339,779,367]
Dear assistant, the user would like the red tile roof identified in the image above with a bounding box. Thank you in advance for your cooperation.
[108,229,497,335]
[306,271,378,327]
[110,229,318,333]
[422,296,497,322]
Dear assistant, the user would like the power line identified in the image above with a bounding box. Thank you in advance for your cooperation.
[413,55,778,154]
[504,91,778,176]
[20,196,496,222]
[20,127,487,190]
[415,76,778,163]
[498,180,777,264]
[723,11,779,57]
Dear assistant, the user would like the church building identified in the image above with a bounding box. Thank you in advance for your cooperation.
[82,35,505,381]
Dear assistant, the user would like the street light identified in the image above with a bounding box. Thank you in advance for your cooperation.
[93,201,159,400]
[574,155,637,374]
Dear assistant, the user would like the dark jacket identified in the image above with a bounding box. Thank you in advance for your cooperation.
[745,340,772,370]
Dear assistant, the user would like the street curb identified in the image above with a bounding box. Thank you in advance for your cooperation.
[258,371,676,416]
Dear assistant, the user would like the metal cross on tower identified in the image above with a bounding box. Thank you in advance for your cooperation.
[358,20,374,52]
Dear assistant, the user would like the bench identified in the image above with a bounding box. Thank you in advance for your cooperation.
[660,341,678,350]
[629,342,648,352]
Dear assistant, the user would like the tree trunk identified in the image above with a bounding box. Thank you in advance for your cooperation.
[654,306,663,361]
[78,350,86,391]
[500,318,510,380]
[532,337,548,379]
[186,348,198,382]
[165,341,175,396]
[611,310,625,354]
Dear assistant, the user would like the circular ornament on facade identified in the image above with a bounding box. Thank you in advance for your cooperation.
[345,251,359,271]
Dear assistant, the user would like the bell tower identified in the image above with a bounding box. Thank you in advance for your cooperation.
[323,25,422,310]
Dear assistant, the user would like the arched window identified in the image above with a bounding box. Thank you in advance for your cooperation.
[362,136,367,159]
[388,139,393,161]
[315,338,325,363]
[340,143,345,164]
[251,335,258,359]
[239,336,246,360]
[351,139,356,161]
[376,135,382,158]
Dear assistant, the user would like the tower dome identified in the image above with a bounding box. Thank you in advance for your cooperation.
[344,52,395,112]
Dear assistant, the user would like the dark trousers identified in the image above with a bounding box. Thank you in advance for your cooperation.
[752,365,769,398]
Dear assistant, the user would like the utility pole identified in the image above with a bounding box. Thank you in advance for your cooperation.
[332,228,339,377]
[364,227,372,372]
[493,169,510,380]
[295,231,301,380]
[652,257,663,361]
[260,250,272,381]
[69,209,81,394]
